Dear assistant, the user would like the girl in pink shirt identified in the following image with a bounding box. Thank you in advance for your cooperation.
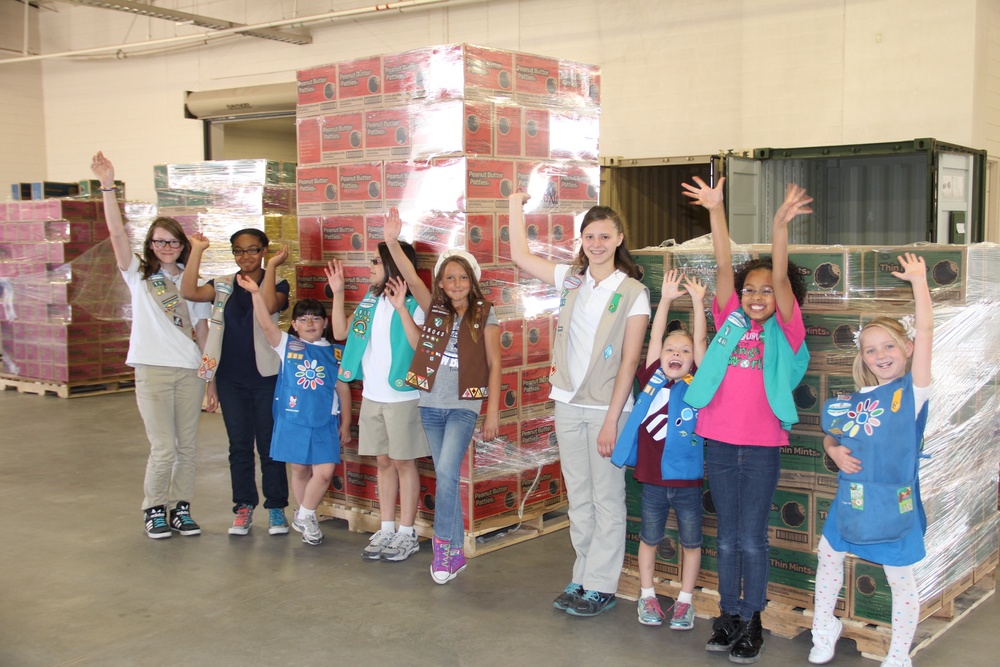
[682,177,812,663]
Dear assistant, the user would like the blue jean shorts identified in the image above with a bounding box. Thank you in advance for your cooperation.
[639,483,703,549]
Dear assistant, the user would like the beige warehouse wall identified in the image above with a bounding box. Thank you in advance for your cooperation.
[4,0,994,203]
[0,1,46,198]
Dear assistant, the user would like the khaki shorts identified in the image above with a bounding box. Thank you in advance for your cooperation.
[358,398,430,460]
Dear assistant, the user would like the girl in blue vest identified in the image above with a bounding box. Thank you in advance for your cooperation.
[237,275,352,547]
[509,192,651,617]
[681,177,812,662]
[611,269,708,630]
[388,235,501,584]
[809,253,932,667]
[336,207,430,562]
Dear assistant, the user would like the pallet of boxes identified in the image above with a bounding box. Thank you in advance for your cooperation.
[150,158,299,318]
[0,182,135,398]
[623,239,1000,661]
[297,44,601,555]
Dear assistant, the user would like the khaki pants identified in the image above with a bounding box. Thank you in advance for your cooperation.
[134,364,204,510]
[554,402,628,594]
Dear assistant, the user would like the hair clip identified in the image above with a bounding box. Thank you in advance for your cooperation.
[853,328,863,350]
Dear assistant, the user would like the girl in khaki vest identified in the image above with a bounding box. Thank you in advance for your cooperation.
[509,193,650,617]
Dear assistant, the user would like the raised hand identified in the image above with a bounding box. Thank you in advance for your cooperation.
[384,207,402,244]
[384,276,408,310]
[774,183,814,227]
[891,252,927,284]
[661,269,686,301]
[268,244,289,269]
[684,275,707,302]
[189,232,210,253]
[324,258,345,294]
[235,273,259,294]
[681,176,725,211]
[90,151,115,187]
[509,191,531,207]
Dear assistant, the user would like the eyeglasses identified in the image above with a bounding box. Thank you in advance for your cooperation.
[232,247,263,257]
[370,257,383,266]
[741,287,775,297]
[295,315,325,324]
[150,239,182,249]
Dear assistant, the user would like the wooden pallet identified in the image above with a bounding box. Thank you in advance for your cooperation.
[0,373,135,398]
[317,500,569,558]
[617,564,996,661]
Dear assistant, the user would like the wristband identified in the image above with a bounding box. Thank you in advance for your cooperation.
[99,186,117,192]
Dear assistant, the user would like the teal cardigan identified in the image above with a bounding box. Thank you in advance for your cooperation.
[685,307,809,431]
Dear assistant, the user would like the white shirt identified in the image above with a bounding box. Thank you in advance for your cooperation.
[548,264,651,410]
[360,295,425,403]
[121,255,210,369]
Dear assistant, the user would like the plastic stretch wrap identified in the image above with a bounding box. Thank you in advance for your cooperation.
[628,236,1000,623]
[297,46,601,509]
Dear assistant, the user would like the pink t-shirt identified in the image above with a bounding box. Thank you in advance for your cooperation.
[694,292,806,447]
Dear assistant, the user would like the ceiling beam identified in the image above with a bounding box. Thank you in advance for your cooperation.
[70,0,312,45]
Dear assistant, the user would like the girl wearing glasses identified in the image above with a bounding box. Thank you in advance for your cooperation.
[238,276,352,547]
[334,208,429,563]
[681,177,812,663]
[182,229,293,538]
[91,152,212,540]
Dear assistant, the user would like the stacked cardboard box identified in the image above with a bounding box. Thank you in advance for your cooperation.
[0,198,133,384]
[626,239,1000,626]
[151,159,299,313]
[301,44,600,532]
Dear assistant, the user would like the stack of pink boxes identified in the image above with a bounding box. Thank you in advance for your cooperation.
[298,44,600,538]
[0,198,132,385]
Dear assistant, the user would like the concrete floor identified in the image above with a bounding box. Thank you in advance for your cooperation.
[1,389,997,667]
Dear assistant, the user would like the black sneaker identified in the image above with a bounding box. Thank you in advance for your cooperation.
[706,613,741,652]
[729,612,764,664]
[169,501,202,536]
[144,505,171,539]
[553,583,584,610]
[566,590,617,617]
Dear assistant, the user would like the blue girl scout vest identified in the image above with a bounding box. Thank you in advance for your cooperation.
[274,337,344,429]
[822,372,928,546]
[611,368,704,481]
[338,290,419,391]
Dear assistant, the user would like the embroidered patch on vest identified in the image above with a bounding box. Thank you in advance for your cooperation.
[891,388,903,412]
[897,486,914,513]
[341,370,353,380]
[608,293,621,313]
[562,275,583,290]
[288,339,306,352]
[603,344,613,359]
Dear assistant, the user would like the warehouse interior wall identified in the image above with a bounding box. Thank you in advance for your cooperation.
[0,1,46,198]
[0,0,997,220]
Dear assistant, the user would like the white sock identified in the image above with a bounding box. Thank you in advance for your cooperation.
[381,521,396,533]
[399,525,416,537]
[813,536,847,631]
[297,507,316,521]
[640,587,656,599]
[678,591,693,605]
[885,564,919,662]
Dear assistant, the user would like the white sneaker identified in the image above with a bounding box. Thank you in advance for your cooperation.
[380,531,420,562]
[300,514,324,546]
[808,617,843,664]
[880,658,912,667]
[362,529,394,560]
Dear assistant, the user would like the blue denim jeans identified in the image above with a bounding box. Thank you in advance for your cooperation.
[217,375,288,511]
[705,440,780,618]
[420,406,479,548]
[639,484,703,549]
